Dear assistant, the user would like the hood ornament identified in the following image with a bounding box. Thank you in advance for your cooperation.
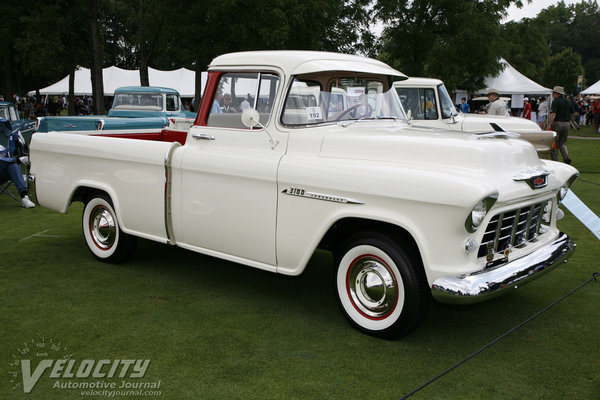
[513,168,550,189]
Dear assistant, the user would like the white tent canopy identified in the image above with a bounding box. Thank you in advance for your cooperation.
[29,66,206,97]
[581,79,600,95]
[476,58,552,96]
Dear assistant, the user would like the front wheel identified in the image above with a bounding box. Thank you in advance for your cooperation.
[82,194,136,263]
[335,232,429,339]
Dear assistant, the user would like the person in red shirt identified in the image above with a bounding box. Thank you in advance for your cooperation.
[522,97,531,119]
[593,100,600,133]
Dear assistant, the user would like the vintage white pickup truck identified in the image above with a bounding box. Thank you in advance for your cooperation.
[30,51,578,339]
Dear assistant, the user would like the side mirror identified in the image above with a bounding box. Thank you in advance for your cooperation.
[407,109,412,120]
[241,108,262,129]
[240,107,278,150]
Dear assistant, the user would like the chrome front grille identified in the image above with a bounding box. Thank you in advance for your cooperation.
[478,200,552,261]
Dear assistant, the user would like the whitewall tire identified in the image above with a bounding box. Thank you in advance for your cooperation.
[82,194,136,263]
[335,231,428,339]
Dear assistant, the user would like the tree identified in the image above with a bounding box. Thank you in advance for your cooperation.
[568,1,600,86]
[497,5,595,95]
[157,0,374,103]
[89,0,105,114]
[0,1,28,101]
[500,19,551,82]
[374,0,525,92]
[15,0,89,113]
[542,48,584,94]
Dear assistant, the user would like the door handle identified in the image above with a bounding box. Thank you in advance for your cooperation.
[192,133,216,141]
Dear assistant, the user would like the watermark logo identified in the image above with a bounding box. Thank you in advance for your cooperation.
[9,337,161,397]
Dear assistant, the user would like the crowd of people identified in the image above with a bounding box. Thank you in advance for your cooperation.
[465,86,600,165]
[516,93,598,132]
[468,89,600,133]
[8,95,96,118]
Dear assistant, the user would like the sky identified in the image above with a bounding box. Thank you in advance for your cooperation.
[505,0,582,21]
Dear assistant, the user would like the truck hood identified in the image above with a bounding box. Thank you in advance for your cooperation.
[459,113,543,135]
[320,122,541,173]
[316,121,579,202]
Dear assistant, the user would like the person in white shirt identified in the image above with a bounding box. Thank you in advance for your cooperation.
[537,96,548,129]
[486,88,508,116]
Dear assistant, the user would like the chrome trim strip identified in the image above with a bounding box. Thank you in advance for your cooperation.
[474,131,520,139]
[281,188,364,204]
[164,142,181,245]
[432,232,574,304]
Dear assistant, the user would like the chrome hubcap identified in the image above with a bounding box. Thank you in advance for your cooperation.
[347,256,398,319]
[90,206,116,250]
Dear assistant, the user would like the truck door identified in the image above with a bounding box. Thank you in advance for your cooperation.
[174,72,284,267]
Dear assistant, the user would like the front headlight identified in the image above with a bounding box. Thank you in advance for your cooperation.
[465,195,498,232]
[471,200,487,228]
[558,184,569,201]
[557,174,579,203]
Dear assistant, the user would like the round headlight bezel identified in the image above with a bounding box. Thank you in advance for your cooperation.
[557,174,579,203]
[465,195,498,233]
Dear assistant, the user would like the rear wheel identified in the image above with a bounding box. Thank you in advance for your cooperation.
[82,194,136,263]
[335,231,428,339]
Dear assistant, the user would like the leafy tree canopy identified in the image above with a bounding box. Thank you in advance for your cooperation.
[375,0,524,92]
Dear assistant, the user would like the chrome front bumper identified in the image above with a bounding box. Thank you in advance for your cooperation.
[431,232,574,304]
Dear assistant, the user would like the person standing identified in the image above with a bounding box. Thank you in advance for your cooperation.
[593,99,600,133]
[537,97,548,129]
[486,88,508,116]
[458,97,470,113]
[210,90,223,114]
[548,86,572,164]
[521,97,531,119]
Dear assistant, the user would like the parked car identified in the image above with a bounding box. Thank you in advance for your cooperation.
[0,100,35,145]
[395,78,554,158]
[30,51,578,339]
[35,86,195,134]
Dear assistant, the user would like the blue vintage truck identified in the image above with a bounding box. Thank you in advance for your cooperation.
[36,86,196,133]
[0,100,35,145]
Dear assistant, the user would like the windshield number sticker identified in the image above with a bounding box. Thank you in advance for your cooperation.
[306,107,322,120]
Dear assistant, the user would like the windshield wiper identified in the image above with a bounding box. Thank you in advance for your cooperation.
[338,117,375,127]
[338,115,406,127]
[375,115,402,121]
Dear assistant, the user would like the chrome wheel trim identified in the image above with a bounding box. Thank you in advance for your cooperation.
[89,205,117,250]
[337,244,406,331]
[347,255,398,319]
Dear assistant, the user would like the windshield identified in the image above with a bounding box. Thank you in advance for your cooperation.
[281,74,406,126]
[0,105,17,121]
[438,84,458,119]
[112,93,163,111]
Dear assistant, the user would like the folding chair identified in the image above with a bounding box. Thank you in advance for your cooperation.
[0,179,19,201]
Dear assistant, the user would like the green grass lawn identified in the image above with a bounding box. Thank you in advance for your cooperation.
[1,138,599,399]
[571,123,600,137]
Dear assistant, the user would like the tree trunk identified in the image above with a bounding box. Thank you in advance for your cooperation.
[68,68,76,116]
[1,50,15,102]
[194,53,210,111]
[140,57,150,86]
[88,0,105,114]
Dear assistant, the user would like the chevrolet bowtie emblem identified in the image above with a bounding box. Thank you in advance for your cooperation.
[513,169,550,189]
